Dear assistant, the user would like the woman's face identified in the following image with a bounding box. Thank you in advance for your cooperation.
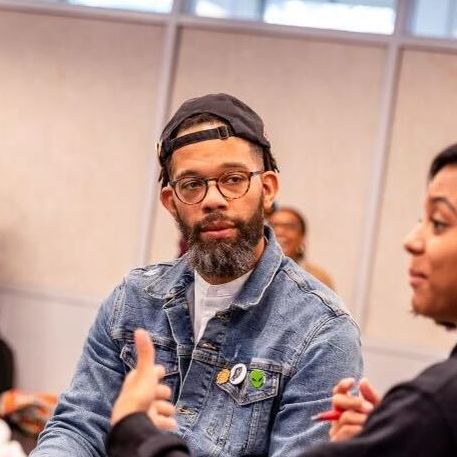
[268,210,304,260]
[404,165,457,325]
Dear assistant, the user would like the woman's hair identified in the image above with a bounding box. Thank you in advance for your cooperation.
[429,143,457,180]
[427,143,457,331]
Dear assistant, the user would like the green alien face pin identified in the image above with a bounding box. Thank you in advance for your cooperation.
[249,369,265,389]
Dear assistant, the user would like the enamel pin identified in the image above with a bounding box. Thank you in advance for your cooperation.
[230,363,247,385]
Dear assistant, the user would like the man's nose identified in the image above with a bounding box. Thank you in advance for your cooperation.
[201,181,228,211]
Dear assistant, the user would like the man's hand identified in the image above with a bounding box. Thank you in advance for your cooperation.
[329,377,380,442]
[111,329,177,431]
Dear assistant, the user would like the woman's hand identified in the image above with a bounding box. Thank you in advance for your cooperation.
[329,377,380,442]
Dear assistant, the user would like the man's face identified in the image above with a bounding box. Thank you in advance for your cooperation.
[161,125,278,282]
[268,210,305,261]
[404,165,457,325]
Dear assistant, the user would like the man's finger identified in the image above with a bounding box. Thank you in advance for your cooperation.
[134,328,155,372]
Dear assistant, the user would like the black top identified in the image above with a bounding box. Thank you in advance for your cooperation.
[107,414,189,457]
[106,344,457,457]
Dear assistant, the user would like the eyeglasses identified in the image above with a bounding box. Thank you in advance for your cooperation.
[170,170,264,205]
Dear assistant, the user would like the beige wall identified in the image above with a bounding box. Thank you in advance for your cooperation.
[0,9,164,391]
[1,7,457,395]
[0,10,164,299]
[366,49,457,352]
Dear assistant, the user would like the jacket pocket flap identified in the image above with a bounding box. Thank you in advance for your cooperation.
[120,340,179,376]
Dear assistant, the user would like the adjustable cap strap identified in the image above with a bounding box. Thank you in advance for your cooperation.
[163,125,234,159]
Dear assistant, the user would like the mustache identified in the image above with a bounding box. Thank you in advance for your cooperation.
[195,212,242,233]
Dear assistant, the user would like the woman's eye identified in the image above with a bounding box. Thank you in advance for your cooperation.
[431,218,447,233]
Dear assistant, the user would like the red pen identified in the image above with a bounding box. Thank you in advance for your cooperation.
[311,409,342,422]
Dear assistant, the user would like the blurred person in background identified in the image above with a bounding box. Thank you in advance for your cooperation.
[268,206,335,289]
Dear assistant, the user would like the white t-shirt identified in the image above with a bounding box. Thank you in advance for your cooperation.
[193,270,252,342]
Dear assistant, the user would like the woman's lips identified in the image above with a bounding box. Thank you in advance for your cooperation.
[408,269,427,287]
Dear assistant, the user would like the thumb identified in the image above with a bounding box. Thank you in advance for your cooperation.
[134,328,155,373]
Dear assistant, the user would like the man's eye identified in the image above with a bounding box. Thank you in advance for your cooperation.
[180,179,204,191]
[222,174,246,185]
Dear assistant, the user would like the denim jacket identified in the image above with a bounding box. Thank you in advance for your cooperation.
[32,227,362,457]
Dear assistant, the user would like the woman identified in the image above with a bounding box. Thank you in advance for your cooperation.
[107,143,457,457]
[268,207,335,289]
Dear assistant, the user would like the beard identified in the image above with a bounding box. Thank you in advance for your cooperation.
[176,199,264,281]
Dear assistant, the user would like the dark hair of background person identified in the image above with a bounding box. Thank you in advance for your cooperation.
[0,337,14,393]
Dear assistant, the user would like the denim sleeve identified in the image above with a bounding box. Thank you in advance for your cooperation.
[31,283,126,457]
[268,314,363,457]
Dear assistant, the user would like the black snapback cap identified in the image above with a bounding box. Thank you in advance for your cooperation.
[157,93,278,185]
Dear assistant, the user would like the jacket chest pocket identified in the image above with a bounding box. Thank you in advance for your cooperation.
[217,368,279,405]
[120,335,180,401]
[214,361,282,454]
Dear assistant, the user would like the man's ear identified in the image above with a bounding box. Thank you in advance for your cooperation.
[160,186,178,218]
[261,171,279,213]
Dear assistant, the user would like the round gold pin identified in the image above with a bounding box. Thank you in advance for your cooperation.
[216,368,230,385]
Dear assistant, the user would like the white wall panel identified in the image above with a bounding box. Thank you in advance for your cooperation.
[0,292,97,393]
[366,49,457,352]
[0,10,164,298]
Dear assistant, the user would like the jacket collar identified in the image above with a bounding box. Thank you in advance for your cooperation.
[145,225,283,309]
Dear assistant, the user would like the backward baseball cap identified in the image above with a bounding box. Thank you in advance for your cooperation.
[157,93,278,186]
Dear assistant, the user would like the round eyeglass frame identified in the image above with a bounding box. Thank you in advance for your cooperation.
[170,170,264,205]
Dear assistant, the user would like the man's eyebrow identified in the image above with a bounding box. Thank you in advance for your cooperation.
[219,162,250,169]
[173,163,250,180]
[173,170,201,180]
[430,196,457,216]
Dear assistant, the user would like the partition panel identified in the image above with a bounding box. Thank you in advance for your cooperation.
[0,10,164,298]
[0,292,97,392]
[366,49,457,352]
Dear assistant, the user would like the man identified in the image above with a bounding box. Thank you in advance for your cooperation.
[32,93,361,456]
[106,143,457,457]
